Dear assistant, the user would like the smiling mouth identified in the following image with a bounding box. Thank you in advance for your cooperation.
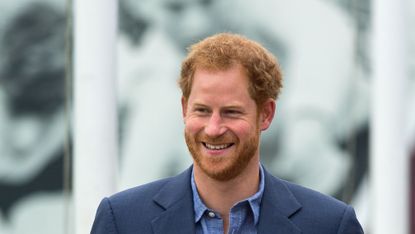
[202,142,234,150]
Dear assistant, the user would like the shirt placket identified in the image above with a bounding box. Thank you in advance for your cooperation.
[202,210,223,234]
[229,202,248,234]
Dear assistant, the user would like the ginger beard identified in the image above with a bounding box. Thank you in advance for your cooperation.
[185,123,260,181]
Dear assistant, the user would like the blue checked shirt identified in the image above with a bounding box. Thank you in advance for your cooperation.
[191,165,265,234]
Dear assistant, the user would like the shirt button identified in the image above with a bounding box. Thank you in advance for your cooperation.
[208,211,215,218]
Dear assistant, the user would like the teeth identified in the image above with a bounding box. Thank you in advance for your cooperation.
[204,143,231,150]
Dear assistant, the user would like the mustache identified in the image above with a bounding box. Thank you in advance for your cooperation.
[197,133,236,144]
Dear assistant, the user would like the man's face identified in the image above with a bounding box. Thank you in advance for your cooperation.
[182,65,263,181]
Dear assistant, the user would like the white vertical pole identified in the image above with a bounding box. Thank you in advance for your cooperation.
[371,0,409,233]
[73,0,118,233]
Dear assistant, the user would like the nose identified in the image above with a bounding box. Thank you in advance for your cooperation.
[204,112,226,137]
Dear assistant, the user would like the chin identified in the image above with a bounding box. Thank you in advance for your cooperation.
[198,159,244,181]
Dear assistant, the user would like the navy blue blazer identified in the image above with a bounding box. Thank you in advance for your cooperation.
[91,166,364,233]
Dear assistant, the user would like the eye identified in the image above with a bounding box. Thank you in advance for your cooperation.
[223,109,243,117]
[194,107,210,115]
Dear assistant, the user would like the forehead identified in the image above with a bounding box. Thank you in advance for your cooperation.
[193,65,247,85]
[189,65,253,103]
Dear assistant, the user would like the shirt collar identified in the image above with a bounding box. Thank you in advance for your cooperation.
[191,164,265,225]
[191,169,209,223]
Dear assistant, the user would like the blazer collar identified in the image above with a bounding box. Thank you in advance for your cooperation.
[151,166,195,234]
[150,166,303,234]
[258,168,302,233]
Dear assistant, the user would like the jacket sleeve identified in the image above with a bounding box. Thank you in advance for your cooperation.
[337,205,364,234]
[90,197,118,234]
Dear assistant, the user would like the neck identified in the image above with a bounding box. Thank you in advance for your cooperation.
[193,158,261,219]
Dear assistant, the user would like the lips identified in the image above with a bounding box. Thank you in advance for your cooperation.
[203,142,234,150]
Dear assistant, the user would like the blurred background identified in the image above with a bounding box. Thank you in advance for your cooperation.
[0,0,414,233]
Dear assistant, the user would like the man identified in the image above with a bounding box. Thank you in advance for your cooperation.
[91,33,364,233]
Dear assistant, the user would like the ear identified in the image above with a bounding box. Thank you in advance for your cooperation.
[259,99,276,131]
[181,96,188,120]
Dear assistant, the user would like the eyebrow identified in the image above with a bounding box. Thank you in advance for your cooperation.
[191,102,244,109]
[192,103,209,108]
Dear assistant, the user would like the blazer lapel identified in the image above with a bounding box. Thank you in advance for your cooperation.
[151,167,195,234]
[258,169,302,234]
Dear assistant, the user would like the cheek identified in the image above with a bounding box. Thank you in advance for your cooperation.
[185,118,204,134]
[227,122,255,138]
